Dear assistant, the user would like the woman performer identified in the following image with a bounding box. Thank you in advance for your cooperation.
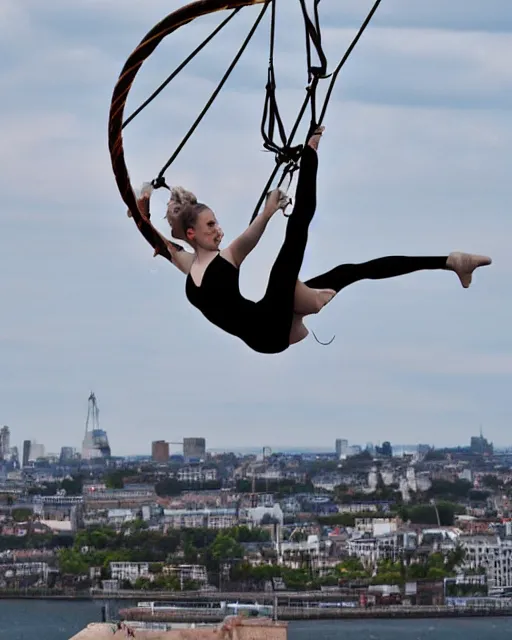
[135,127,491,354]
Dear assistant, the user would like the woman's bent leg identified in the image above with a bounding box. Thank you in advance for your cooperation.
[290,313,309,345]
[294,280,336,315]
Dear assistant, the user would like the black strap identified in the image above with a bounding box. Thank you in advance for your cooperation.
[151,176,170,191]
[249,0,329,223]
[122,0,383,226]
[122,9,242,130]
[154,1,271,185]
[317,0,383,128]
[260,0,303,167]
[250,0,382,223]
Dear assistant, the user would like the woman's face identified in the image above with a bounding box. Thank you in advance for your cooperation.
[186,208,224,251]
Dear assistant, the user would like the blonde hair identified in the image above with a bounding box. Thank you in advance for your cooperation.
[165,186,208,241]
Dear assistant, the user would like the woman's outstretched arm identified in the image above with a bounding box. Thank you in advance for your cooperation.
[224,189,287,267]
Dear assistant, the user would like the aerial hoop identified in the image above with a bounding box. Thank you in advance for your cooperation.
[108,0,383,263]
[108,0,269,264]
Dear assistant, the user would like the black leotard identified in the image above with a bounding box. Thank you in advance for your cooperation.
[185,253,264,348]
[185,144,448,354]
[184,146,320,354]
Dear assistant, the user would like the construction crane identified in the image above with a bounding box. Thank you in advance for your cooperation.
[85,391,100,433]
[82,391,111,459]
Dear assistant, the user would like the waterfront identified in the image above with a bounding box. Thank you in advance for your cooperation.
[3,600,512,640]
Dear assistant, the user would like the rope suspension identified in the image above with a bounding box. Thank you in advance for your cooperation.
[108,0,383,263]
[248,0,383,222]
[260,0,302,166]
[154,1,271,184]
[122,9,243,130]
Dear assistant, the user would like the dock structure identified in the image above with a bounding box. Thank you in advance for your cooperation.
[69,617,288,640]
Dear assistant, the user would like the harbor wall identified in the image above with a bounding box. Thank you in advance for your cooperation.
[70,618,287,640]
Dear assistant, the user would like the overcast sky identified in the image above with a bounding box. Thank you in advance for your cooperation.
[1,1,511,457]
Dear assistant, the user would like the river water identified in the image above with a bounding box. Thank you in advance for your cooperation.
[2,600,512,640]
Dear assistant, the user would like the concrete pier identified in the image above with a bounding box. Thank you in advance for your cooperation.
[70,617,288,640]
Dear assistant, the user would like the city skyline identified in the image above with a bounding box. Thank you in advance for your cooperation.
[1,408,503,460]
[1,1,511,455]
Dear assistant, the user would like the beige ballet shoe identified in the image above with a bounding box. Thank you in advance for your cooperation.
[446,252,492,288]
[307,126,325,151]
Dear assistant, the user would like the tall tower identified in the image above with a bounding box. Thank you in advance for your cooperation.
[81,392,111,460]
[22,440,31,467]
[0,426,10,460]
[335,438,348,459]
[183,437,206,462]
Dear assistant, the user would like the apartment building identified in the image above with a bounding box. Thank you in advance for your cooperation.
[176,467,218,483]
[461,535,512,593]
[163,508,237,529]
[110,562,150,582]
[163,564,208,588]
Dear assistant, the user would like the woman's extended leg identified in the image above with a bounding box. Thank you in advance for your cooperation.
[304,252,492,294]
[261,130,323,316]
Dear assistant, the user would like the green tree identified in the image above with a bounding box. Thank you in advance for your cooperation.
[400,502,464,526]
[58,548,90,576]
[183,538,198,565]
[210,534,243,561]
[446,545,466,572]
[104,471,127,489]
[337,557,370,580]
[11,508,32,522]
[61,475,84,495]
[133,577,152,590]
[480,475,501,491]
[427,479,472,501]
[281,567,311,590]
[226,525,270,543]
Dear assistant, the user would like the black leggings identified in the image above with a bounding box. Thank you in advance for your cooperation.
[256,145,319,352]
[257,144,447,352]
[304,255,448,293]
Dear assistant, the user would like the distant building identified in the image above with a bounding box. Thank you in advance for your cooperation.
[22,440,31,467]
[83,486,156,509]
[82,429,111,460]
[29,441,45,462]
[335,439,348,459]
[82,392,111,460]
[177,466,217,483]
[462,536,512,592]
[152,440,169,463]
[163,564,208,589]
[0,426,10,460]
[470,430,493,455]
[9,446,19,465]
[110,562,149,582]
[183,437,206,462]
[376,441,393,457]
[60,447,75,463]
[163,507,237,529]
